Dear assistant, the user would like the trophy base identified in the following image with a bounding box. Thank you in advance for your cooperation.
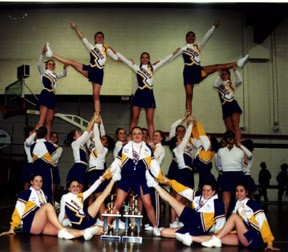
[100,235,121,241]
[122,236,142,243]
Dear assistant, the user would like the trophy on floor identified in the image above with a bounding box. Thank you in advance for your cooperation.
[122,194,143,243]
[101,194,121,241]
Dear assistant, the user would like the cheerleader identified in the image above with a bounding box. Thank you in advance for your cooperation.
[113,128,127,159]
[167,117,194,228]
[35,45,67,140]
[45,21,119,121]
[172,20,249,115]
[214,64,243,146]
[114,48,180,141]
[3,174,98,240]
[86,120,115,224]
[107,127,164,236]
[58,168,121,231]
[145,171,225,246]
[22,126,36,190]
[65,116,95,192]
[50,131,63,204]
[30,126,56,203]
[201,183,279,251]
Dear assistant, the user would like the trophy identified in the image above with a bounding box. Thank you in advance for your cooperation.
[122,194,143,243]
[101,194,121,241]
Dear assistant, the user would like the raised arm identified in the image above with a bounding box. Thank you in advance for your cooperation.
[116,52,139,72]
[153,48,181,72]
[37,45,46,75]
[199,20,219,50]
[233,65,243,87]
[70,21,85,39]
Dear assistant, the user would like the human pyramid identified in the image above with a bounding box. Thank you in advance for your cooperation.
[2,20,279,251]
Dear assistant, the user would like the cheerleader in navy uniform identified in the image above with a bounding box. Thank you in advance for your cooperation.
[31,126,56,204]
[214,64,243,146]
[45,22,119,121]
[22,126,36,190]
[172,20,249,116]
[145,171,225,245]
[86,120,115,225]
[36,45,67,140]
[65,116,95,193]
[58,168,121,231]
[202,183,279,250]
[113,48,180,141]
[3,174,98,240]
[50,131,63,204]
[107,127,165,236]
[167,117,194,228]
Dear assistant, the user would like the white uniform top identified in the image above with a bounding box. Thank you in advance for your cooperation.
[113,141,124,160]
[116,52,174,89]
[171,25,216,65]
[216,145,252,172]
[24,132,36,163]
[88,123,107,171]
[71,131,91,164]
[82,38,118,69]
[154,143,165,166]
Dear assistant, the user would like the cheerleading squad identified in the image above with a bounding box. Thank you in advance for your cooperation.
[2,20,279,250]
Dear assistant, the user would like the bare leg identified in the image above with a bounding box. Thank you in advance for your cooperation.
[35,105,48,130]
[203,62,236,76]
[45,109,55,141]
[161,227,181,238]
[184,84,193,115]
[106,188,128,224]
[217,213,250,246]
[222,191,231,215]
[87,179,116,219]
[92,83,102,119]
[140,189,157,227]
[224,117,234,131]
[231,112,241,146]
[145,108,155,142]
[130,106,141,130]
[170,189,177,224]
[52,54,88,77]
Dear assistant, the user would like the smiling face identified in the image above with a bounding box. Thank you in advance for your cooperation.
[30,175,43,190]
[235,185,249,201]
[45,60,55,71]
[68,181,81,195]
[153,131,163,145]
[116,128,127,142]
[202,185,215,200]
[140,52,150,65]
[186,31,196,44]
[132,127,143,143]
[220,70,231,81]
[94,32,104,44]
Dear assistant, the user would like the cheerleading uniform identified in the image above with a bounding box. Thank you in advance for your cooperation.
[231,197,275,248]
[168,178,225,235]
[22,132,36,184]
[172,25,217,85]
[213,70,243,119]
[58,177,103,229]
[10,186,47,234]
[81,38,118,84]
[51,143,63,185]
[87,123,109,193]
[31,138,56,203]
[66,131,92,185]
[37,54,67,110]
[117,52,174,108]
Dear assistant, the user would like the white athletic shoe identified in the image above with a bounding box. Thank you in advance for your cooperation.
[169,220,180,228]
[95,218,104,227]
[175,232,193,246]
[58,228,74,240]
[153,227,164,237]
[83,225,100,240]
[144,224,154,231]
[237,54,249,68]
[112,219,125,230]
[201,235,222,248]
[45,42,53,57]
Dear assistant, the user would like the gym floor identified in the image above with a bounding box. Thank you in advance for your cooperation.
[0,191,287,252]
